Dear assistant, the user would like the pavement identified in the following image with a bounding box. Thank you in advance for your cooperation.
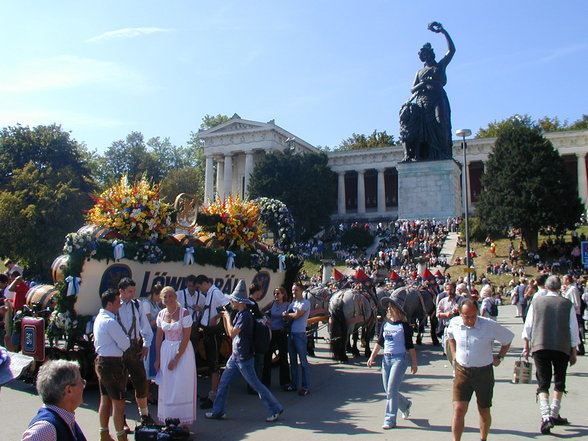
[2,306,587,441]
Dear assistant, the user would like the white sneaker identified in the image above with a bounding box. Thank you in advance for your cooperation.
[205,412,227,420]
[400,399,412,419]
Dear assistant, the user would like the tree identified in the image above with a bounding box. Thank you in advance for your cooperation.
[335,130,395,151]
[248,149,337,238]
[200,114,230,130]
[477,114,588,138]
[159,166,204,205]
[476,120,583,251]
[0,164,93,279]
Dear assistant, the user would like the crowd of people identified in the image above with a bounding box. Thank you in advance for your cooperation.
[3,216,587,440]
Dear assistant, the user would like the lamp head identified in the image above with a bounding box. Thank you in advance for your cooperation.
[456,129,472,138]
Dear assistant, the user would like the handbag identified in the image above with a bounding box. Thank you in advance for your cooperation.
[512,356,533,384]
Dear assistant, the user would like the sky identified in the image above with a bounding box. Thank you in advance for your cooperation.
[1,0,587,153]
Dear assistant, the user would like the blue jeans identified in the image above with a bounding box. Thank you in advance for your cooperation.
[382,353,410,426]
[288,332,310,390]
[212,355,282,416]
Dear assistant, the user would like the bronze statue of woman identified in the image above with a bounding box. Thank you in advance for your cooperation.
[400,22,455,161]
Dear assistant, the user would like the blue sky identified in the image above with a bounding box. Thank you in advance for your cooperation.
[1,0,586,152]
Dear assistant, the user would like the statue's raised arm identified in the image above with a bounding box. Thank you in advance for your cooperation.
[428,21,455,66]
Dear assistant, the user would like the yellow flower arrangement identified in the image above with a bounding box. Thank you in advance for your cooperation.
[197,196,266,250]
[87,176,174,241]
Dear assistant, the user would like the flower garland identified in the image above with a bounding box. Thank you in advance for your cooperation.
[63,232,97,258]
[254,197,295,251]
[134,241,165,263]
[196,196,266,251]
[87,175,174,241]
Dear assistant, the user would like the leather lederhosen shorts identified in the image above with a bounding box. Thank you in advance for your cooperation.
[122,338,148,398]
[95,356,126,401]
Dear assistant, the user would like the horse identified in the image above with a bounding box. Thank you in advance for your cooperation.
[389,286,439,346]
[304,286,333,356]
[329,288,377,362]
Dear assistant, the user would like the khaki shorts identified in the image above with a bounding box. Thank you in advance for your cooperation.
[122,339,148,399]
[453,362,494,408]
[95,356,126,401]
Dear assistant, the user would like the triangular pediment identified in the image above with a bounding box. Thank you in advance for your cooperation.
[199,118,272,137]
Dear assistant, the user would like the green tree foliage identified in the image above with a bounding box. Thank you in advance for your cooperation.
[341,227,374,248]
[160,166,204,205]
[477,114,588,138]
[96,132,196,186]
[248,150,337,239]
[200,114,230,130]
[476,121,583,251]
[335,130,395,151]
[0,125,95,278]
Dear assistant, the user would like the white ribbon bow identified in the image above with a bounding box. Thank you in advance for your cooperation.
[226,251,236,270]
[112,241,125,260]
[278,254,286,272]
[184,247,195,265]
[65,276,81,296]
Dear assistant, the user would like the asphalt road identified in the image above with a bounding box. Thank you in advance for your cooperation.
[2,305,587,441]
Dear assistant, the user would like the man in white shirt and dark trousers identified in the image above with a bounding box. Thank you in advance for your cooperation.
[177,274,206,360]
[93,289,131,441]
[117,278,154,429]
[522,275,579,434]
[447,298,514,441]
[194,274,230,409]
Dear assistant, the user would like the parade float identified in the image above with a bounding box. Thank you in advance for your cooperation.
[19,176,301,372]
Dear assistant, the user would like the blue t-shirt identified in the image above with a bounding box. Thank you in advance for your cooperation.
[269,301,290,331]
[232,309,254,361]
[377,321,414,355]
[290,299,311,333]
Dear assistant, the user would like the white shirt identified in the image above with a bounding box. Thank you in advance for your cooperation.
[562,284,582,315]
[93,309,130,357]
[447,315,514,367]
[118,298,153,347]
[532,288,548,301]
[521,291,580,347]
[200,285,229,326]
[176,288,206,321]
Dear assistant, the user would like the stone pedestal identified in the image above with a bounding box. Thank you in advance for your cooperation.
[396,159,462,219]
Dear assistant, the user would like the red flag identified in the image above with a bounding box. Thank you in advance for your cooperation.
[354,269,369,281]
[389,270,400,281]
[333,268,344,281]
[422,268,434,280]
[434,270,444,278]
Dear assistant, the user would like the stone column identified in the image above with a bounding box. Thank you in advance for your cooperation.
[216,159,224,198]
[357,170,366,214]
[577,152,588,205]
[244,153,254,199]
[466,161,473,212]
[338,171,346,215]
[204,156,214,202]
[377,168,386,214]
[223,154,233,197]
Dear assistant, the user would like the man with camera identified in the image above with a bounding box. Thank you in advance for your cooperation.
[194,274,230,409]
[205,280,283,422]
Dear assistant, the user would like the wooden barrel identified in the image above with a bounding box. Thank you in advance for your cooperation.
[51,255,69,284]
[77,224,120,240]
[25,285,59,309]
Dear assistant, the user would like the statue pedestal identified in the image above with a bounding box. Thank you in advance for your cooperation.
[396,159,462,219]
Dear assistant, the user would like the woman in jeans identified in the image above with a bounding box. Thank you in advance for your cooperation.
[367,297,417,430]
[261,286,291,387]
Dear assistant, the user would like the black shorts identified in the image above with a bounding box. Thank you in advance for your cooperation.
[533,349,569,394]
[202,325,225,373]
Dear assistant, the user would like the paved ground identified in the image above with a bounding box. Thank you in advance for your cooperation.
[2,305,587,441]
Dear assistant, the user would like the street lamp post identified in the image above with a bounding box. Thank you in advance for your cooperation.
[456,128,472,293]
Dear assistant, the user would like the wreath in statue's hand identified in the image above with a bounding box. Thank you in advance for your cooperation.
[428,22,443,33]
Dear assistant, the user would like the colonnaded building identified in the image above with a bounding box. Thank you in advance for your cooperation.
[198,114,588,221]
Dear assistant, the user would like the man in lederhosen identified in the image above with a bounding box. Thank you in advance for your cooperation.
[177,274,206,361]
[117,278,154,427]
[194,274,230,409]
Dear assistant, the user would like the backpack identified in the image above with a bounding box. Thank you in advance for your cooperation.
[253,319,271,354]
[489,300,499,317]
